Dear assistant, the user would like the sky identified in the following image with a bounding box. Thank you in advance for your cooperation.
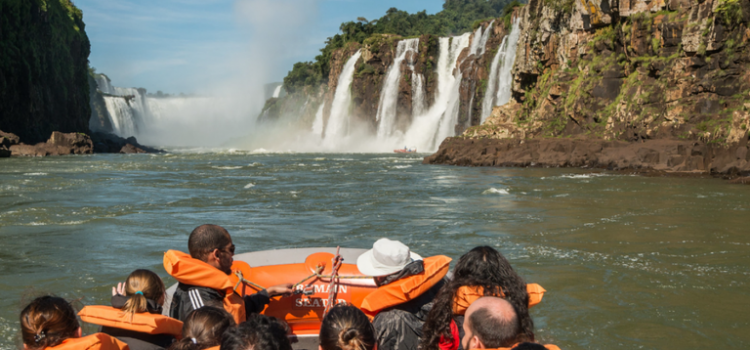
[77,0,445,94]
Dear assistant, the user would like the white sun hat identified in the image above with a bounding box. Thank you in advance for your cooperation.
[356,238,423,277]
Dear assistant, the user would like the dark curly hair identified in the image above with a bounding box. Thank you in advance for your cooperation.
[420,246,534,350]
[221,313,292,350]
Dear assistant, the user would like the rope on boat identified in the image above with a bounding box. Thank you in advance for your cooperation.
[233,250,374,296]
[324,246,343,316]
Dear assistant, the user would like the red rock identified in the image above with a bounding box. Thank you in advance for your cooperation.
[120,144,147,154]
[9,132,93,157]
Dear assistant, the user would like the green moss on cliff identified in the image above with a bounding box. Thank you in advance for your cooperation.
[0,0,91,143]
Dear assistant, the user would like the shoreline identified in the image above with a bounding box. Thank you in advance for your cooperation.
[423,137,750,184]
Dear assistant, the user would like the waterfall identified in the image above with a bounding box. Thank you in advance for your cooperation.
[375,38,420,139]
[95,75,114,94]
[102,96,138,137]
[312,103,325,137]
[324,50,362,140]
[272,85,282,98]
[412,73,425,117]
[481,20,521,123]
[476,21,494,56]
[402,33,471,151]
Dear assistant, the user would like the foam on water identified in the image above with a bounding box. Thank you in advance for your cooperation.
[244,183,256,189]
[24,173,48,176]
[483,188,510,195]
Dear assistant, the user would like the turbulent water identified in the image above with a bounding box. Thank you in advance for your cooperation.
[1,153,749,349]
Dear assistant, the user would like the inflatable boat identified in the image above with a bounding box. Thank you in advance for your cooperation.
[165,248,376,350]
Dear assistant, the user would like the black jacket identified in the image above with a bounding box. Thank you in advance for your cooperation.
[169,282,270,322]
[371,261,446,350]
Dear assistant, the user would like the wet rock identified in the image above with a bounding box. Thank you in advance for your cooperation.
[0,130,21,147]
[120,144,147,154]
[91,132,162,154]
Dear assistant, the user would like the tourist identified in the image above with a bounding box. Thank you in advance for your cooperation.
[319,305,376,350]
[461,297,558,350]
[356,238,452,350]
[169,307,235,350]
[79,269,181,350]
[421,246,537,350]
[165,224,293,322]
[20,295,128,350]
[220,314,292,350]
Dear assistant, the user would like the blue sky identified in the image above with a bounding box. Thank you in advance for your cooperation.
[77,0,444,94]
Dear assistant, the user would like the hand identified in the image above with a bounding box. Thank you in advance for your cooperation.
[266,283,294,297]
[112,282,125,296]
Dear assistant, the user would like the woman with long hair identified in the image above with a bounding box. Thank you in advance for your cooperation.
[79,269,181,350]
[21,295,128,350]
[168,307,235,350]
[420,246,535,350]
[319,305,376,350]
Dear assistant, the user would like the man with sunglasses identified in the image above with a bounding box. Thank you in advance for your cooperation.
[169,224,293,322]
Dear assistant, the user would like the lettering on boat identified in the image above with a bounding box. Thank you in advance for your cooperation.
[294,284,348,293]
[294,298,347,308]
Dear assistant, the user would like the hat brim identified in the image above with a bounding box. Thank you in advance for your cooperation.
[356,249,423,277]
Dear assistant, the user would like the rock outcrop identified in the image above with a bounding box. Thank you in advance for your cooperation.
[429,0,750,177]
[10,132,94,157]
[0,0,92,144]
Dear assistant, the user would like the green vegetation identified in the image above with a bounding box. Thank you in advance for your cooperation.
[715,0,746,29]
[283,0,519,92]
[544,0,575,13]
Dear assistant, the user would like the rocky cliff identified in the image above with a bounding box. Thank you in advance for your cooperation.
[0,0,92,144]
[426,0,750,176]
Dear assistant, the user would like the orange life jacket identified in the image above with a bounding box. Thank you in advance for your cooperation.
[79,305,183,338]
[204,346,220,350]
[163,250,246,323]
[452,284,546,315]
[360,255,452,315]
[479,344,560,350]
[45,333,130,350]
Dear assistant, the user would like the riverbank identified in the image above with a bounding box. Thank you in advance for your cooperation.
[424,137,750,181]
[0,130,161,157]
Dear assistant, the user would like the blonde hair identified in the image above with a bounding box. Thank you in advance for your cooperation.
[122,269,166,320]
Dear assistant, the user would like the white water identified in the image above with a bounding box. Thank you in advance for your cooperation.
[272,85,282,98]
[312,103,325,137]
[469,21,494,57]
[481,20,521,123]
[375,38,420,139]
[324,50,362,141]
[95,75,114,94]
[102,96,138,137]
[412,73,425,117]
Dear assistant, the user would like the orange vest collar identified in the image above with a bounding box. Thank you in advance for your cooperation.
[79,305,183,338]
[360,255,452,314]
[452,284,546,315]
[204,346,221,350]
[163,250,246,324]
[474,345,559,350]
[47,333,129,350]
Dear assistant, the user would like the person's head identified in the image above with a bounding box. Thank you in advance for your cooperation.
[420,246,534,350]
[220,313,291,350]
[319,305,375,350]
[20,296,81,350]
[356,238,422,285]
[122,269,166,318]
[188,224,234,275]
[462,297,521,350]
[169,307,236,350]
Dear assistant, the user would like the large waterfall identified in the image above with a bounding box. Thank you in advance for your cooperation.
[481,20,521,122]
[325,50,363,140]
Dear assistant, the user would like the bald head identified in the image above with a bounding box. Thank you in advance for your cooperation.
[463,297,521,349]
[188,224,231,261]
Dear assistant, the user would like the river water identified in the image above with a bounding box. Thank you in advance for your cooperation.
[1,152,748,349]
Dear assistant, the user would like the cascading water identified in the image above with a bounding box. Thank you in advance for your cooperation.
[375,38,420,139]
[96,75,115,94]
[402,33,471,151]
[412,73,425,117]
[469,21,494,57]
[272,85,282,98]
[324,50,362,140]
[312,104,325,137]
[480,19,521,123]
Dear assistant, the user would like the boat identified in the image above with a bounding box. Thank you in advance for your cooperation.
[165,247,376,350]
[394,148,416,153]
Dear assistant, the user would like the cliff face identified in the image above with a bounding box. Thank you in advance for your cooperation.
[0,0,92,144]
[428,0,750,175]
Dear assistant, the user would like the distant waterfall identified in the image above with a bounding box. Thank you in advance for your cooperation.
[324,50,362,140]
[99,87,151,137]
[402,33,471,151]
[480,20,520,123]
[96,75,115,94]
[272,85,282,98]
[376,38,420,139]
[312,104,325,137]
[469,21,494,57]
[412,73,425,117]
